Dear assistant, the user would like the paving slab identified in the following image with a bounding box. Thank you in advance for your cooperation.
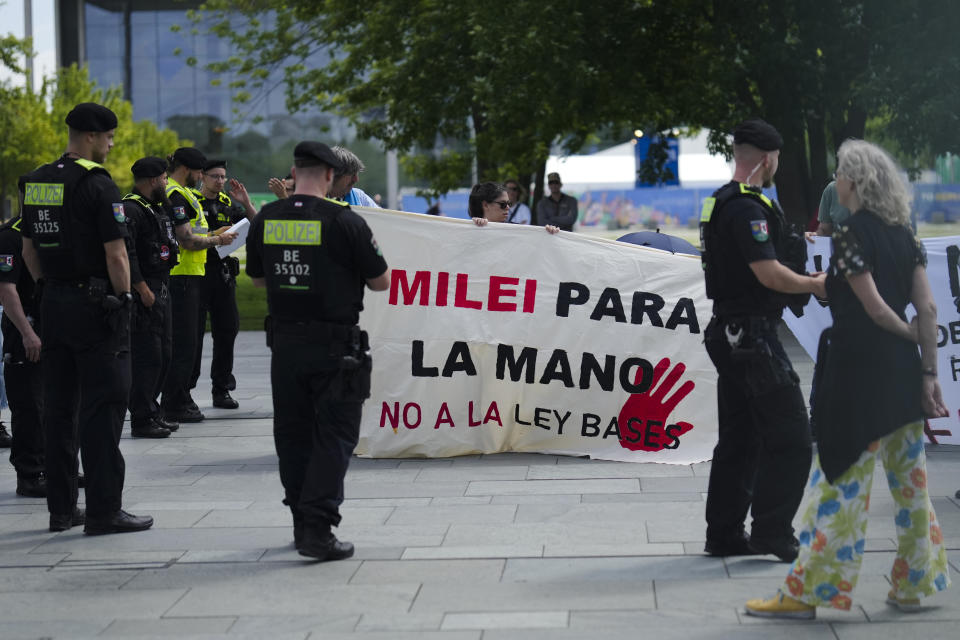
[122,560,361,589]
[0,552,67,567]
[385,504,517,525]
[0,620,111,639]
[294,633,480,640]
[834,621,960,639]
[543,543,685,557]
[99,617,235,636]
[411,580,655,613]
[166,583,419,617]
[228,614,360,635]
[355,612,444,631]
[444,522,651,547]
[401,545,543,560]
[484,625,838,639]
[466,479,640,495]
[0,566,139,591]
[350,559,505,584]
[502,556,727,582]
[0,588,187,620]
[441,610,568,630]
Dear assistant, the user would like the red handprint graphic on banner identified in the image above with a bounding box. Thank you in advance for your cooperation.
[617,357,695,452]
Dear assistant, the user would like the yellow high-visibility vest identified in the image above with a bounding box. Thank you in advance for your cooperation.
[167,177,207,276]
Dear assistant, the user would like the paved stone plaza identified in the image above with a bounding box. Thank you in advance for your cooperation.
[0,330,957,639]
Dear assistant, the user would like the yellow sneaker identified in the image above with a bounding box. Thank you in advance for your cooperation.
[745,591,816,620]
[886,589,921,612]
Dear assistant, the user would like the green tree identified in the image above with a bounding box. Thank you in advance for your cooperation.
[0,31,56,218]
[49,65,188,194]
[631,0,960,222]
[186,0,688,208]
[0,63,190,212]
[0,85,58,219]
[188,0,960,224]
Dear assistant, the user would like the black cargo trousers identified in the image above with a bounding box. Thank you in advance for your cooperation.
[703,315,812,544]
[41,281,131,518]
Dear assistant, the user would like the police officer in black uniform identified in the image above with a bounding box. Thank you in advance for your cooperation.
[700,119,825,562]
[190,159,256,409]
[247,141,389,561]
[0,216,45,497]
[18,102,153,534]
[124,157,181,438]
[159,148,238,424]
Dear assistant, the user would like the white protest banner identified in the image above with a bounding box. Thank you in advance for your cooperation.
[903,236,959,444]
[354,209,718,463]
[784,234,959,445]
[782,236,834,359]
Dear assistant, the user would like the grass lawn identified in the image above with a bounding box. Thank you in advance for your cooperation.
[229,247,269,331]
[235,273,268,331]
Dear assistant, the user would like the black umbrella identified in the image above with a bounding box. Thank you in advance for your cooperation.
[617,229,701,256]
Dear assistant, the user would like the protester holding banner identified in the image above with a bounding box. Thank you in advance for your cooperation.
[699,118,825,563]
[470,182,558,233]
[746,139,951,619]
[504,180,531,224]
[246,141,389,562]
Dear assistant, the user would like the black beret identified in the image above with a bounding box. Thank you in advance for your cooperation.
[203,159,226,171]
[131,156,167,179]
[65,102,118,132]
[172,147,207,170]
[733,118,783,151]
[293,141,342,170]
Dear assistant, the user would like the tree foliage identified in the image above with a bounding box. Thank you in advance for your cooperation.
[0,63,190,216]
[668,0,960,222]
[187,0,691,203]
[190,0,960,222]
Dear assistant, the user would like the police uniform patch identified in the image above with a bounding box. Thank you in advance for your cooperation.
[112,203,126,223]
[750,220,769,242]
[173,206,187,221]
[0,255,13,272]
[160,245,170,260]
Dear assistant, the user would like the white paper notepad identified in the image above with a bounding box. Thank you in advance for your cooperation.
[216,218,250,258]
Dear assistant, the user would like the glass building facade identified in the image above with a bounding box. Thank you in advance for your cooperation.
[57,1,348,165]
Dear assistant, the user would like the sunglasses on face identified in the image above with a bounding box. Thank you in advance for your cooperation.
[548,181,560,185]
[488,200,510,210]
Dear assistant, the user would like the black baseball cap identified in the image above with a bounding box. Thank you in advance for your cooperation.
[733,118,783,151]
[203,159,227,171]
[293,141,342,170]
[65,103,118,132]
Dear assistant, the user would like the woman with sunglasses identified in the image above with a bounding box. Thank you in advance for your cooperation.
[469,182,558,233]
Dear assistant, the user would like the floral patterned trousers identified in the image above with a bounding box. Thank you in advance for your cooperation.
[782,421,951,609]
